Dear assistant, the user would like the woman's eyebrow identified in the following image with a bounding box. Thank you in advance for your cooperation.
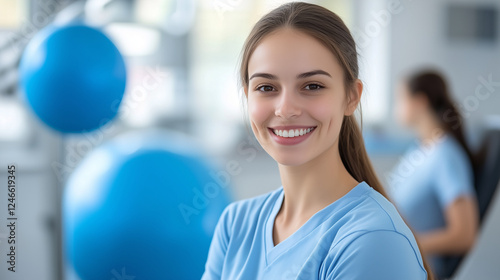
[248,69,331,81]
[249,72,277,81]
[297,69,331,79]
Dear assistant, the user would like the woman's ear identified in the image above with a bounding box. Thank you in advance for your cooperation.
[344,79,363,116]
[244,86,249,98]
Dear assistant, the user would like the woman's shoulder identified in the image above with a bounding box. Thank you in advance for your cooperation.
[334,185,419,245]
[434,134,470,162]
[323,228,427,279]
[432,134,473,179]
[343,183,415,234]
[321,183,427,278]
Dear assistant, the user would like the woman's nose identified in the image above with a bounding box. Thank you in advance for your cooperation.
[275,89,301,119]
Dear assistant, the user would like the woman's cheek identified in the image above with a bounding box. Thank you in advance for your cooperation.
[248,97,272,130]
[308,98,343,125]
[396,98,413,126]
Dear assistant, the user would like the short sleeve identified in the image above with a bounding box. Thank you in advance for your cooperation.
[434,145,474,208]
[325,230,427,280]
[201,203,234,280]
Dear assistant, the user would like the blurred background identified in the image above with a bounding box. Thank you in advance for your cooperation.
[0,0,499,279]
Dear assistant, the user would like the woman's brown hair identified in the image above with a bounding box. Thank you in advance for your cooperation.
[238,2,434,279]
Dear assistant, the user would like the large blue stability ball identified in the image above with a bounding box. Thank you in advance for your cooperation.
[19,24,126,133]
[63,131,232,280]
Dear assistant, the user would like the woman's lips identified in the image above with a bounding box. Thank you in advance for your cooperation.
[268,126,316,145]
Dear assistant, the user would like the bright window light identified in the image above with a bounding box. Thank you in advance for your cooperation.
[0,98,29,142]
[105,23,161,57]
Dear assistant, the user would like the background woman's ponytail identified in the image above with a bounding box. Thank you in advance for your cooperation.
[407,70,475,172]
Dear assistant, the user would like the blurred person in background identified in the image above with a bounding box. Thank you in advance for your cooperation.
[389,70,479,279]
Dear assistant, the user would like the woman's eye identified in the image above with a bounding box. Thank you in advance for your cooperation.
[304,83,323,91]
[257,85,275,92]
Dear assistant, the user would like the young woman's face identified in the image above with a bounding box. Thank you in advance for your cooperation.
[246,28,359,166]
[394,82,423,128]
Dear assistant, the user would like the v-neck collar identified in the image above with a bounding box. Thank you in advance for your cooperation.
[264,181,370,266]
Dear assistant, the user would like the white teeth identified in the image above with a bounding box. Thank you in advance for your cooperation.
[273,127,315,138]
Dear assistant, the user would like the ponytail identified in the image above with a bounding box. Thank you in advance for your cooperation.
[339,115,386,197]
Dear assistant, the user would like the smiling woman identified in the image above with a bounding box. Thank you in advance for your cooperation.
[202,2,433,280]
[245,27,357,167]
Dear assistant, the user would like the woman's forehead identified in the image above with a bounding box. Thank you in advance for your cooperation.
[248,29,342,79]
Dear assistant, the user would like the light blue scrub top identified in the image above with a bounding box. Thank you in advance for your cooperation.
[388,134,475,276]
[202,181,427,280]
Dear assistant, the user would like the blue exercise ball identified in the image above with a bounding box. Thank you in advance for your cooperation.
[63,131,232,280]
[19,24,126,133]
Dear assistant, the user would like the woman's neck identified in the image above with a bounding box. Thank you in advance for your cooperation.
[277,140,359,222]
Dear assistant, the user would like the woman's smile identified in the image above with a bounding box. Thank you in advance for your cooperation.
[267,125,317,145]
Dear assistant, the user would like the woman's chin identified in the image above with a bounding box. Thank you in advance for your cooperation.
[271,153,311,167]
